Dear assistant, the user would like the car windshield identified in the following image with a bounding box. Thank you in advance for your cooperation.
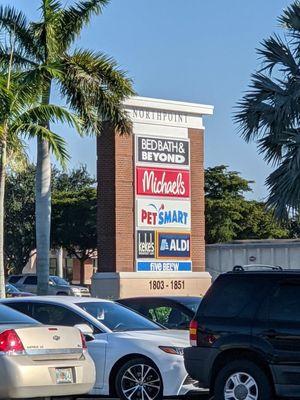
[177,298,202,313]
[78,301,163,332]
[0,304,37,324]
[50,276,69,286]
[6,284,20,294]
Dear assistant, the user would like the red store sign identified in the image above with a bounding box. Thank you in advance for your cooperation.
[136,166,190,198]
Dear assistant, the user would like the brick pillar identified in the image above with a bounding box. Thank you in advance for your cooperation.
[97,126,134,273]
[189,128,205,271]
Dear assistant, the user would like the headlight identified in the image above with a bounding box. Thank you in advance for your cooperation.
[71,287,81,294]
[159,346,184,356]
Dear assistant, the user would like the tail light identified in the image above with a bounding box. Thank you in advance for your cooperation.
[0,329,25,355]
[80,331,87,351]
[189,319,198,346]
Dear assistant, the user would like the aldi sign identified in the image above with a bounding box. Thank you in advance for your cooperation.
[136,136,189,167]
[137,199,191,228]
[136,166,190,198]
[136,230,155,258]
[137,261,192,272]
[157,232,191,259]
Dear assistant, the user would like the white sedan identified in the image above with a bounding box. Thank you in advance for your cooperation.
[2,296,203,400]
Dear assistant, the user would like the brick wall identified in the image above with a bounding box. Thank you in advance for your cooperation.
[97,124,117,272]
[189,128,205,271]
[97,127,134,272]
[115,134,134,271]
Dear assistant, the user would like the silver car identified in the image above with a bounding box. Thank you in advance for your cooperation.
[8,274,90,296]
[0,303,95,398]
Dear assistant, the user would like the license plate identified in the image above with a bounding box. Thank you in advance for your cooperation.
[55,368,73,384]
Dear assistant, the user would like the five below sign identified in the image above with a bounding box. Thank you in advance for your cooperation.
[136,166,190,198]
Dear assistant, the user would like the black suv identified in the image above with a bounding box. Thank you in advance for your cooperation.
[184,267,300,400]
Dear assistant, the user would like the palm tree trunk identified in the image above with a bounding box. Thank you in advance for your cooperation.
[36,84,51,295]
[0,141,6,298]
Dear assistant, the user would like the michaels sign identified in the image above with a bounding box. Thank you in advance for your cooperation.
[136,136,189,167]
[136,199,191,229]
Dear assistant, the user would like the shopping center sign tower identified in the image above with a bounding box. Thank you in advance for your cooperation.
[93,96,214,298]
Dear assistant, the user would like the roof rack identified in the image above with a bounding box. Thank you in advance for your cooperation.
[232,264,283,272]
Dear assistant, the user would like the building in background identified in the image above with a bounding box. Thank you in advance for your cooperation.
[23,249,97,285]
[206,239,300,280]
[94,96,214,298]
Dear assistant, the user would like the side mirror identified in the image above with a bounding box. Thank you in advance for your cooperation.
[74,323,95,341]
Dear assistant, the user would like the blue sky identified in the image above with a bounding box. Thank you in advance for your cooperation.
[3,0,292,199]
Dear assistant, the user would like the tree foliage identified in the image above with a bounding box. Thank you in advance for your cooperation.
[4,164,96,274]
[51,187,97,285]
[235,1,300,220]
[205,166,288,243]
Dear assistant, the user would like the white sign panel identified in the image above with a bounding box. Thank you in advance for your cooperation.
[136,199,191,229]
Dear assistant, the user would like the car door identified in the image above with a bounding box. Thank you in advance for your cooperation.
[261,280,300,390]
[22,276,38,294]
[30,302,107,390]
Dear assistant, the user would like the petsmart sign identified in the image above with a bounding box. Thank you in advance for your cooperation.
[136,199,191,229]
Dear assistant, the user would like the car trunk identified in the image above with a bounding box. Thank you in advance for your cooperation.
[15,326,84,361]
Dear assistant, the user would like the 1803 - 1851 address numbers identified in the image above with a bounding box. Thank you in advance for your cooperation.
[149,280,185,291]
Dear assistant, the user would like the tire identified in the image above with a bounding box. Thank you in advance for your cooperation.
[214,359,272,400]
[115,357,163,400]
[57,292,68,295]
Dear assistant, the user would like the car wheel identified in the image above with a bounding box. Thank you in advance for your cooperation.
[214,360,272,400]
[57,292,68,295]
[116,357,163,400]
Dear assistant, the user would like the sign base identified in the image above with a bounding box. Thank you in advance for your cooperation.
[91,271,211,299]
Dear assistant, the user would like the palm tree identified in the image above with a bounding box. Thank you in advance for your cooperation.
[235,1,300,220]
[0,70,80,298]
[0,1,134,294]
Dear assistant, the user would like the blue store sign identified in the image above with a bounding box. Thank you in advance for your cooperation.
[137,261,192,272]
[157,232,191,258]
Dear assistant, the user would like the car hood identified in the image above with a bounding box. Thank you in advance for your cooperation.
[111,329,189,346]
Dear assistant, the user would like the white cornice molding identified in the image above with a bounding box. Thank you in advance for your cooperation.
[124,96,214,116]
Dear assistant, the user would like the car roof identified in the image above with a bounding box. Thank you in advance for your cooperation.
[226,270,300,277]
[2,296,113,304]
[119,296,201,302]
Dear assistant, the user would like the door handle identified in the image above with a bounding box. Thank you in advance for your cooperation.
[262,329,277,338]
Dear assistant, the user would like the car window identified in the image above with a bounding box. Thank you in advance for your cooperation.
[24,276,37,285]
[5,302,32,316]
[8,276,21,284]
[147,306,190,329]
[32,303,88,326]
[50,276,69,286]
[197,276,265,318]
[0,304,37,324]
[269,284,300,322]
[78,301,162,332]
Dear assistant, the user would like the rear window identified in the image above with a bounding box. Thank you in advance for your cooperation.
[24,276,37,285]
[197,275,266,318]
[8,276,21,284]
[0,304,37,324]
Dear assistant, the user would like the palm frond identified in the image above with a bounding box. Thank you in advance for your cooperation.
[13,104,82,134]
[60,0,109,48]
[12,123,68,166]
[59,49,134,134]
[0,6,42,61]
[258,34,298,75]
